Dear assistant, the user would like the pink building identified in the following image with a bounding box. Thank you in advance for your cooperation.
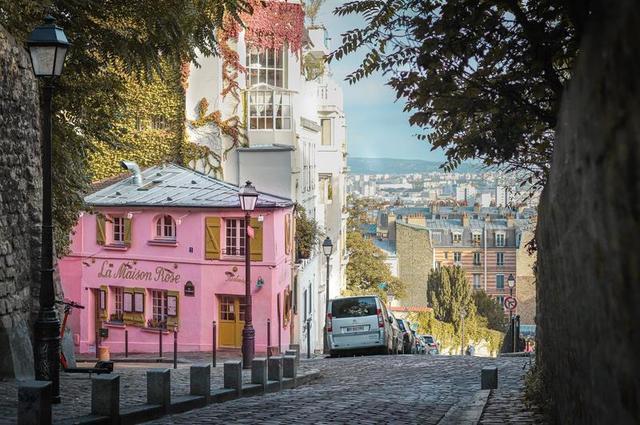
[59,163,295,355]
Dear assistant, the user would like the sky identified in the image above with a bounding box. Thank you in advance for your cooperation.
[316,1,446,162]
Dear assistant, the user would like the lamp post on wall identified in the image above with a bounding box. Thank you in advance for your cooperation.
[322,237,333,353]
[27,15,69,404]
[507,273,516,352]
[239,181,258,369]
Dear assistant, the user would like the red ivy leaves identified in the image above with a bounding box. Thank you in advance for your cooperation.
[242,1,305,54]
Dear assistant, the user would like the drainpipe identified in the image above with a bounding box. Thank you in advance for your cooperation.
[120,161,143,186]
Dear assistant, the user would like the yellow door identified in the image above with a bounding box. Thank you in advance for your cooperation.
[218,296,246,348]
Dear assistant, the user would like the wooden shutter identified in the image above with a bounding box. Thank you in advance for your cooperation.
[166,290,179,329]
[124,217,132,246]
[250,217,263,261]
[205,217,221,260]
[284,214,291,255]
[96,215,106,245]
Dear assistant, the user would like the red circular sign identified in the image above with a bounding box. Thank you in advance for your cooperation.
[504,296,517,311]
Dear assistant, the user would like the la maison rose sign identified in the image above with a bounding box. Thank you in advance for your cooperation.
[97,260,181,284]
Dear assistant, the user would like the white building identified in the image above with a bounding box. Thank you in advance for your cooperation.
[184,3,347,355]
[496,185,510,207]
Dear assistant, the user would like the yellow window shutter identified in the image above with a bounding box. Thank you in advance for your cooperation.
[285,214,291,255]
[205,217,221,260]
[250,218,263,261]
[96,215,106,245]
[124,218,132,246]
[166,290,179,330]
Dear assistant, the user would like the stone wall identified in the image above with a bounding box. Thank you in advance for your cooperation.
[536,1,640,423]
[0,24,41,379]
[396,222,432,307]
[515,230,536,326]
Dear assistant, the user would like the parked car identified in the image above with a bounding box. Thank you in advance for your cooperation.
[421,334,439,355]
[395,318,416,354]
[387,313,403,354]
[326,295,395,356]
[414,334,427,354]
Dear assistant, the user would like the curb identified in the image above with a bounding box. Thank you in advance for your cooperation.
[437,389,490,425]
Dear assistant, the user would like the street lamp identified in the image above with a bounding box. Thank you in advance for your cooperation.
[238,181,258,368]
[507,273,516,352]
[322,237,333,353]
[460,308,467,356]
[27,15,69,404]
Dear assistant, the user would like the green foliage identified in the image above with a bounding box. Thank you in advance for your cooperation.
[303,53,325,81]
[329,0,586,189]
[524,363,551,417]
[345,231,404,301]
[410,310,504,356]
[295,205,319,260]
[346,194,386,232]
[426,266,475,330]
[473,289,508,332]
[0,0,248,255]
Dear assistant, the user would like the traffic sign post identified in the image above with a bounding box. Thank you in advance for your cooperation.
[504,296,518,352]
[504,296,518,311]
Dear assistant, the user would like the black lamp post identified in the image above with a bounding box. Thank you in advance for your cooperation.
[507,273,516,352]
[27,15,69,404]
[322,237,333,353]
[238,181,258,368]
[460,308,467,356]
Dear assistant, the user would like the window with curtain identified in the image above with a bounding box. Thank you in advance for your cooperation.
[152,290,168,325]
[225,218,246,256]
[155,215,176,240]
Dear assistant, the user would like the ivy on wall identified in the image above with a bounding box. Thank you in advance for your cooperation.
[89,60,185,181]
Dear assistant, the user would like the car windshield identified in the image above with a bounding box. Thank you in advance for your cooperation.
[331,297,377,318]
[424,336,434,344]
[397,320,406,331]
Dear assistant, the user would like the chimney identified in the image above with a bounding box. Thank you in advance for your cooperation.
[484,214,491,222]
[462,213,469,227]
[120,160,143,186]
[507,213,515,227]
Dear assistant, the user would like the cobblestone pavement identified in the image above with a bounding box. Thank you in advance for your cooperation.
[0,354,544,424]
[145,355,544,425]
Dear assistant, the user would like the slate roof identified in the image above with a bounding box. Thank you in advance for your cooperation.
[85,163,293,209]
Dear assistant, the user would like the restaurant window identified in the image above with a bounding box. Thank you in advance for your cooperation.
[112,287,124,321]
[112,216,125,244]
[152,290,168,324]
[155,215,176,240]
[225,219,246,256]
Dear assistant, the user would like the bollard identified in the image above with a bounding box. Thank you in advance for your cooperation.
[251,357,268,387]
[285,349,299,368]
[212,321,217,367]
[268,356,283,384]
[481,366,498,389]
[91,374,120,421]
[159,328,163,358]
[173,330,178,369]
[283,355,297,380]
[147,369,171,411]
[266,319,271,360]
[124,329,128,358]
[18,380,52,425]
[190,364,211,399]
[223,361,243,395]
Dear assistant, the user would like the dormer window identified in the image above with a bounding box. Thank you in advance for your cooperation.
[472,232,482,246]
[156,215,176,241]
[495,232,506,247]
[452,232,462,243]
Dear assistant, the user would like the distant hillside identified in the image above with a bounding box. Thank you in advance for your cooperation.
[348,157,483,175]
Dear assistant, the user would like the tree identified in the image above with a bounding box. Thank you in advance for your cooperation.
[473,290,507,331]
[426,266,474,330]
[0,0,250,255]
[345,231,404,301]
[329,1,592,190]
[304,0,326,26]
[295,205,319,260]
[346,194,386,232]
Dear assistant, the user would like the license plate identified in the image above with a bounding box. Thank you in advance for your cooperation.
[343,325,369,333]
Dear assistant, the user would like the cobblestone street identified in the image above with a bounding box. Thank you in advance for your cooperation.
[0,354,544,424]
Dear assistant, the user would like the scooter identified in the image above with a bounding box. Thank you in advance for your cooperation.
[58,299,114,374]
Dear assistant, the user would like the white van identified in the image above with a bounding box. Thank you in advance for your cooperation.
[326,295,394,356]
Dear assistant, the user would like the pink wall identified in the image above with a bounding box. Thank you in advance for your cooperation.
[58,206,293,355]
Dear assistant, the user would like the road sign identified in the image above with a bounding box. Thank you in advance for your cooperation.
[504,296,518,311]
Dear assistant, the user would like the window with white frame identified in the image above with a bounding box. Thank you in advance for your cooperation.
[112,216,125,244]
[246,47,285,88]
[496,274,505,289]
[496,295,505,308]
[452,232,462,243]
[496,252,505,266]
[321,119,332,146]
[155,215,176,240]
[495,232,506,247]
[431,232,442,243]
[473,274,482,289]
[152,289,168,325]
[473,252,481,265]
[472,232,482,245]
[248,90,292,130]
[113,287,124,320]
[225,219,246,256]
[453,252,462,263]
